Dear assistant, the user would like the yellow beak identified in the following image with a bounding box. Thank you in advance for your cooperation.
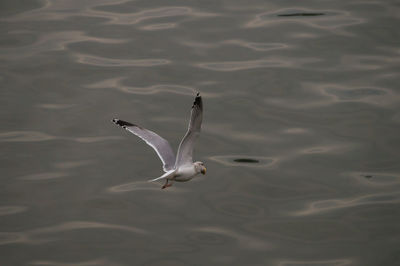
[201,167,206,175]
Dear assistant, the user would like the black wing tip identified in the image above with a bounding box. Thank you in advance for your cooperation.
[112,119,135,128]
[192,92,202,108]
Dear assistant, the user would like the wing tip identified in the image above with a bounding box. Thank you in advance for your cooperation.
[112,118,135,128]
[192,92,202,108]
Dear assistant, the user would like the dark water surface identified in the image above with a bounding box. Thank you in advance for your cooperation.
[1,0,400,265]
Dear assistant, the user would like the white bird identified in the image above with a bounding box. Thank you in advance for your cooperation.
[112,93,206,189]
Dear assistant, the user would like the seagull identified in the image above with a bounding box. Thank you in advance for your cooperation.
[112,93,206,189]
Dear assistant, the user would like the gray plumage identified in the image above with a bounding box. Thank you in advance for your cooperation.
[112,93,206,188]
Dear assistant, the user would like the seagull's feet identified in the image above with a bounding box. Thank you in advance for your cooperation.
[162,183,173,189]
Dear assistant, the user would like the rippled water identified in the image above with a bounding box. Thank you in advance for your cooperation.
[1,0,400,265]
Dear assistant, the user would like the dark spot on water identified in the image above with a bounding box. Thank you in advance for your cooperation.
[364,175,373,179]
[278,13,325,17]
[233,158,259,163]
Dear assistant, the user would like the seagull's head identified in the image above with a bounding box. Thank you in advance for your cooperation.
[194,161,207,175]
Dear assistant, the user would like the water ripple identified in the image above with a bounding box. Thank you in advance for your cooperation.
[19,172,68,181]
[139,23,177,31]
[317,84,397,106]
[31,221,148,235]
[265,83,398,109]
[6,4,217,25]
[0,131,122,143]
[182,39,289,52]
[283,128,310,134]
[347,171,400,187]
[86,77,197,95]
[0,221,148,245]
[0,131,55,142]
[191,226,271,250]
[0,206,27,216]
[244,219,364,244]
[73,136,123,143]
[299,144,350,155]
[339,54,400,71]
[90,6,216,25]
[0,31,126,59]
[196,57,320,71]
[74,54,170,67]
[291,192,400,216]
[223,39,290,52]
[0,232,29,245]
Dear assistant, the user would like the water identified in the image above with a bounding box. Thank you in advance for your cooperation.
[1,0,400,265]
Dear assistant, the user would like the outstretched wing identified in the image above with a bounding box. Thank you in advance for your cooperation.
[112,119,176,172]
[175,93,203,167]
[148,169,176,182]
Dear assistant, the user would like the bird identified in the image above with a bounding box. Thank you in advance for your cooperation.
[112,93,206,189]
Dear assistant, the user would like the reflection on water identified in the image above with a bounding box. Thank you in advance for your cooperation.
[1,0,400,265]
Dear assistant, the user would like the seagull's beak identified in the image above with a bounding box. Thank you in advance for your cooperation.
[201,167,206,175]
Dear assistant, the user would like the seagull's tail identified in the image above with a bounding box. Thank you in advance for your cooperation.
[148,170,175,183]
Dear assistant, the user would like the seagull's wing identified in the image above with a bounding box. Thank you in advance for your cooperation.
[112,119,176,172]
[175,93,203,167]
[148,169,175,182]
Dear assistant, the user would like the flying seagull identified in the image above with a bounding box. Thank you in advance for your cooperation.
[112,93,206,189]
